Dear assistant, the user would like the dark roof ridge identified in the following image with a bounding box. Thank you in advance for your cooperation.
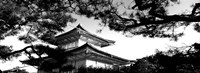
[55,27,78,38]
[59,24,114,42]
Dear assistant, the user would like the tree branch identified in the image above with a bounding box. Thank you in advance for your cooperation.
[124,0,200,29]
[113,12,137,23]
[1,45,33,59]
[124,15,200,31]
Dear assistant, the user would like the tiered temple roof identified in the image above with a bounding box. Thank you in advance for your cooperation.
[66,43,131,65]
[21,24,133,68]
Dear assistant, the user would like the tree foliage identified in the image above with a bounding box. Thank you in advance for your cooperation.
[76,0,200,40]
[0,0,114,60]
[1,0,200,72]
[0,0,117,71]
[0,0,70,60]
[129,43,200,73]
[1,0,198,60]
[20,44,74,72]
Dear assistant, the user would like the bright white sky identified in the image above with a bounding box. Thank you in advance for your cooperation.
[0,0,200,72]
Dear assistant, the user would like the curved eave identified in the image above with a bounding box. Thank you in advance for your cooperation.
[77,24,115,44]
[66,43,131,65]
[86,44,129,62]
[55,28,80,40]
[21,43,134,66]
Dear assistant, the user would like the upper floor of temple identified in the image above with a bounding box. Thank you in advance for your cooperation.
[53,24,115,49]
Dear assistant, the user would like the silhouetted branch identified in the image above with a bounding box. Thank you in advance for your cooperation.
[124,15,200,30]
[121,0,200,32]
[113,12,137,23]
[1,45,33,59]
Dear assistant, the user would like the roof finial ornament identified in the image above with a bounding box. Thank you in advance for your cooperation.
[76,24,86,31]
[76,23,81,28]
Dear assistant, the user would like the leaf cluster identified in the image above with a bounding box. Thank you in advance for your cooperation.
[75,0,200,40]
[130,43,200,73]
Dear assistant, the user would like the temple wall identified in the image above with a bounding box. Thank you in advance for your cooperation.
[66,59,113,69]
[86,59,113,68]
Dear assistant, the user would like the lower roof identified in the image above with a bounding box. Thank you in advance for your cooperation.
[66,43,132,64]
[21,43,134,66]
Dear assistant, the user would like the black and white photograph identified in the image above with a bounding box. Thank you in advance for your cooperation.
[1,0,200,73]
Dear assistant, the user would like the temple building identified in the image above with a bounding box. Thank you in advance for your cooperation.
[54,25,131,68]
[21,25,133,72]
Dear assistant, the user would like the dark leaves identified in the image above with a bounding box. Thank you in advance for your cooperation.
[194,23,200,33]
[108,23,126,31]
[130,43,200,73]
[18,35,37,44]
[0,45,21,60]
[0,45,12,57]
[193,43,200,50]
[170,0,179,3]
[39,31,56,43]
[0,0,79,61]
